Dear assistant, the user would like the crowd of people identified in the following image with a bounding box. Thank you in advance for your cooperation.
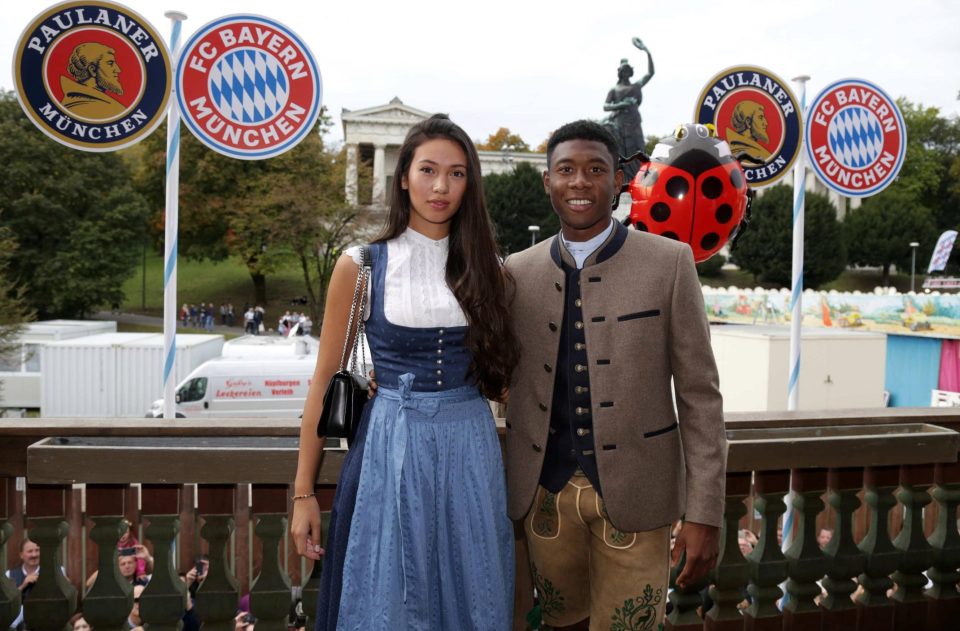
[5,524,311,631]
[176,303,313,338]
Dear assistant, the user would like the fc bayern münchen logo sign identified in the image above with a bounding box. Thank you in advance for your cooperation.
[13,0,172,151]
[176,15,322,160]
[694,66,803,188]
[805,78,906,197]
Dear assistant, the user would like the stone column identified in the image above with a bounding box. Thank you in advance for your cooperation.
[372,144,387,207]
[345,144,359,206]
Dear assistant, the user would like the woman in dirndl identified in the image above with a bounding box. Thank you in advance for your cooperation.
[291,113,518,630]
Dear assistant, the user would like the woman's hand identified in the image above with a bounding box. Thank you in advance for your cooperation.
[290,496,324,561]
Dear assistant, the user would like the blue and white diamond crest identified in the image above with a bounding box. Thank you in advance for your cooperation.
[828,106,884,170]
[210,49,289,125]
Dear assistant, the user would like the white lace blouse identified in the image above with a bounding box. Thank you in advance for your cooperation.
[346,228,468,328]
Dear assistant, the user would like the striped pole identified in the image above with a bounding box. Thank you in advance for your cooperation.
[787,74,810,412]
[163,11,187,419]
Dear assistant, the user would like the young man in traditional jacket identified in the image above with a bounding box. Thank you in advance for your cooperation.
[505,120,727,630]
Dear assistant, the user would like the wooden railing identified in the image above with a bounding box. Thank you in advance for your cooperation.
[0,409,958,631]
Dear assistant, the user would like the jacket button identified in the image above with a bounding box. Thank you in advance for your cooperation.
[539,402,548,411]
[575,321,584,330]
[575,407,588,415]
[577,428,591,436]
[554,281,562,291]
[575,298,582,308]
[575,386,589,394]
[575,364,587,373]
[549,322,558,332]
[544,364,553,373]
[533,444,543,452]
[575,343,585,351]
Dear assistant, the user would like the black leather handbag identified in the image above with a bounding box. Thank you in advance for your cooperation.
[317,246,371,450]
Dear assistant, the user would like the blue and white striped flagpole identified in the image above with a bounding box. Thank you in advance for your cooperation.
[163,10,187,419]
[787,74,810,412]
[781,75,811,608]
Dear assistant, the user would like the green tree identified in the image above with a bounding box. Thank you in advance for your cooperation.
[477,127,530,152]
[0,224,33,369]
[896,99,960,231]
[132,109,362,308]
[730,185,846,288]
[0,91,150,317]
[484,162,558,255]
[843,186,938,286]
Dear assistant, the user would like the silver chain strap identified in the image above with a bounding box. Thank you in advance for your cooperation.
[338,246,369,379]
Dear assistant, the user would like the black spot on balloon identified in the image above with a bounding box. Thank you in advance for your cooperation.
[635,221,649,232]
[665,176,689,199]
[701,233,720,251]
[662,231,680,241]
[716,204,733,224]
[729,169,744,189]
[702,176,723,199]
[651,203,671,222]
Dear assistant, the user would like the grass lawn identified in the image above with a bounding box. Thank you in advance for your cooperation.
[121,251,313,318]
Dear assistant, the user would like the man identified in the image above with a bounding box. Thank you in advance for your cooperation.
[60,42,125,120]
[505,120,726,630]
[5,539,40,631]
[726,101,771,165]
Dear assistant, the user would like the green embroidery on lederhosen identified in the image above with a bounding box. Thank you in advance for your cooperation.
[532,490,559,537]
[610,584,663,631]
[531,562,566,618]
[598,496,629,546]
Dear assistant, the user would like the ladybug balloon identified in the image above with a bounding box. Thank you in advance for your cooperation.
[627,123,750,263]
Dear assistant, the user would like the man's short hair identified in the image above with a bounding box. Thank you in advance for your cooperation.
[546,120,620,167]
[67,43,114,83]
[731,101,763,136]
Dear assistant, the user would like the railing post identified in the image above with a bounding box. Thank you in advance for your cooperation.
[821,468,864,631]
[140,484,188,631]
[926,461,960,630]
[23,484,77,631]
[665,549,710,630]
[744,470,788,631]
[82,484,132,629]
[891,464,935,630]
[0,478,20,629]
[782,468,828,631]
[705,471,751,631]
[250,484,293,631]
[855,466,899,631]
[196,484,240,631]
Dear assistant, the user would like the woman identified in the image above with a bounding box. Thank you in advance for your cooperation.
[291,114,517,630]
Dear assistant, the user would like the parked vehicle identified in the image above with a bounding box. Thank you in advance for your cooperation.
[148,356,317,418]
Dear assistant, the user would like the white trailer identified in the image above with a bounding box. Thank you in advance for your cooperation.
[41,333,223,417]
[221,334,319,359]
[710,324,887,412]
[0,320,118,411]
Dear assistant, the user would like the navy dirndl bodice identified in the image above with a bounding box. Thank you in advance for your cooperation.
[365,242,473,392]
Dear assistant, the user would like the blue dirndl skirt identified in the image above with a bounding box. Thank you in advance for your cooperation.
[315,373,514,631]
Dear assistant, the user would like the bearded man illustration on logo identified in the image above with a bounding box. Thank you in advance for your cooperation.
[726,100,772,165]
[60,42,125,120]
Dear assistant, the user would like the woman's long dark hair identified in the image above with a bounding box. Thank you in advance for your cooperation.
[375,114,518,398]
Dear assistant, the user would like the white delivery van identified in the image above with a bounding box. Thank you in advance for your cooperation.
[148,356,316,418]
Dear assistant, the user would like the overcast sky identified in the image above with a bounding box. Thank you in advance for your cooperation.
[3,0,959,148]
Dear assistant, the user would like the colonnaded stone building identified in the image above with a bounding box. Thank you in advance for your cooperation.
[341,98,546,214]
[340,97,856,219]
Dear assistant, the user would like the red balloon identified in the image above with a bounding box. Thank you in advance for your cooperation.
[628,123,749,263]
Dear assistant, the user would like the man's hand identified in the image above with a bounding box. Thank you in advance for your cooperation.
[671,521,719,589]
[20,572,39,590]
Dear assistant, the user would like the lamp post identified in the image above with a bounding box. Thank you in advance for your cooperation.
[910,241,920,293]
[529,225,540,247]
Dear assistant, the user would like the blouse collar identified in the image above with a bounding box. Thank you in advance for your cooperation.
[401,226,449,250]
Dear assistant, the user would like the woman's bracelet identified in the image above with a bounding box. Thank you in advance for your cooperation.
[291,492,316,501]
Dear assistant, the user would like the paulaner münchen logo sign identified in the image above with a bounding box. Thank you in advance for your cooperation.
[176,15,322,160]
[14,0,172,151]
[694,66,803,188]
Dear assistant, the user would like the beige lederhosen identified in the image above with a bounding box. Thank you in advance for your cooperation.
[524,472,670,630]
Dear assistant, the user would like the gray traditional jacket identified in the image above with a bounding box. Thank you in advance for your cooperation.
[504,223,726,531]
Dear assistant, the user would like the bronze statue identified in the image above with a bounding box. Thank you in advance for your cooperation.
[603,37,654,183]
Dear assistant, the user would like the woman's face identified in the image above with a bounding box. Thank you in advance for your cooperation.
[118,554,137,578]
[73,618,91,631]
[402,138,468,239]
